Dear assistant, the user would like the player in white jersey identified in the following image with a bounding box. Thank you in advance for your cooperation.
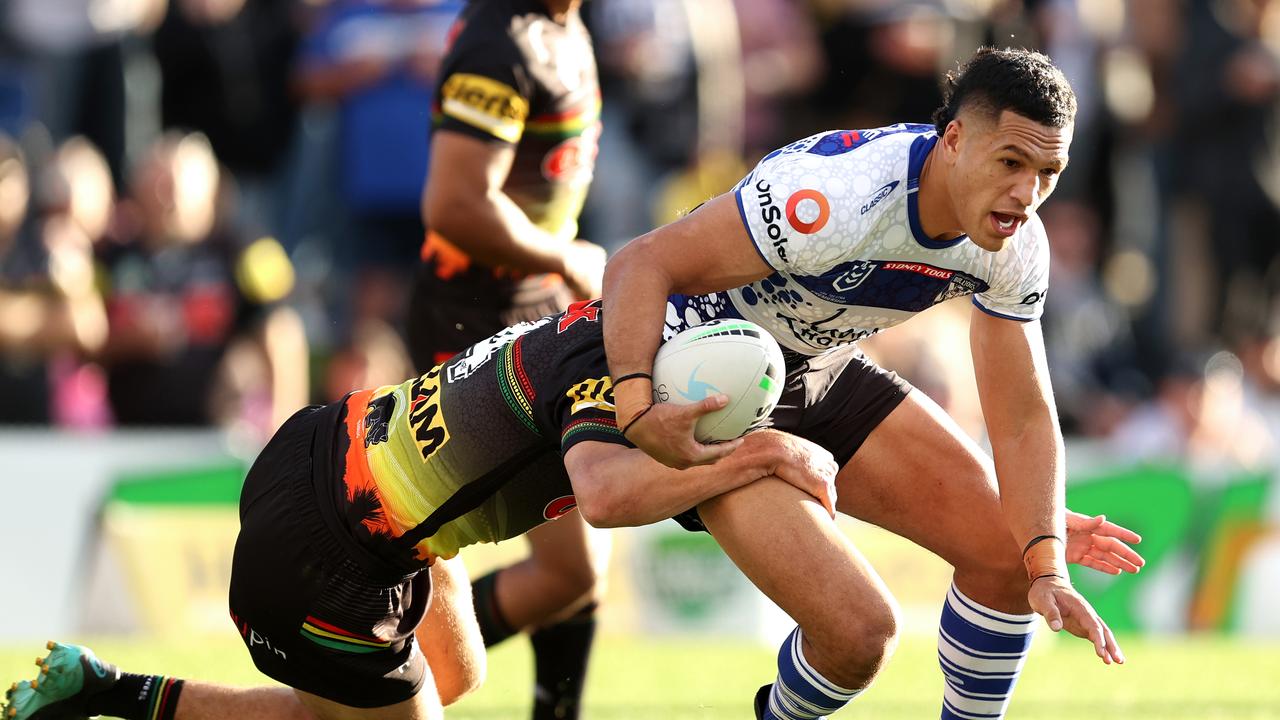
[603,47,1136,720]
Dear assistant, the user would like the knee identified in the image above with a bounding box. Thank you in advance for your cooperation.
[434,655,486,706]
[804,600,900,691]
[536,555,604,603]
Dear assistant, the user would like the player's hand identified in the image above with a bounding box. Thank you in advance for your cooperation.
[750,430,838,518]
[561,240,607,301]
[1065,510,1145,575]
[621,396,743,470]
[1028,575,1125,665]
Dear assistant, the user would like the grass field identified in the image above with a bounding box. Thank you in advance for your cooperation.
[4,632,1280,719]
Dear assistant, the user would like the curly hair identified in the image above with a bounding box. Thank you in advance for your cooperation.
[932,47,1076,135]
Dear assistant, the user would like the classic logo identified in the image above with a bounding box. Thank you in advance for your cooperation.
[543,495,578,520]
[440,73,530,143]
[860,181,899,215]
[566,376,614,414]
[832,260,876,292]
[785,189,830,234]
[1021,290,1047,305]
[363,394,395,447]
[557,298,602,333]
[408,366,450,462]
[541,122,600,182]
[755,179,791,263]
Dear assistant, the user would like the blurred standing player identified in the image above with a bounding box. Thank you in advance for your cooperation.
[602,48,1138,720]
[406,0,608,717]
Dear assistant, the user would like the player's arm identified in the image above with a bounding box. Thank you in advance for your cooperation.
[602,194,774,469]
[970,307,1123,664]
[423,130,601,298]
[563,426,838,528]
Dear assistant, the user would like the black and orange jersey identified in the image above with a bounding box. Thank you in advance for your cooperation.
[420,0,600,309]
[339,299,629,566]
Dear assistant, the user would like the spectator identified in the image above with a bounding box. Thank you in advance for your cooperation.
[152,0,302,236]
[0,133,108,424]
[97,132,307,435]
[294,0,465,335]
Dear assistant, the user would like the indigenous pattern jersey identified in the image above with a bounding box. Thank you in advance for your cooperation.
[421,0,600,305]
[340,300,628,565]
[662,125,1050,355]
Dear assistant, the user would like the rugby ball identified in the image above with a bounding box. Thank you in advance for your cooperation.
[651,319,786,442]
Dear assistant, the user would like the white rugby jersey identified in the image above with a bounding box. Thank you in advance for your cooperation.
[664,124,1050,356]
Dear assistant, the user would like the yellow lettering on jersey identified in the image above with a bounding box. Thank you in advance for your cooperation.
[440,73,529,143]
[566,376,614,415]
[409,366,451,462]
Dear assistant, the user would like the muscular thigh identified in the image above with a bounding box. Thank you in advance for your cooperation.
[836,390,1020,578]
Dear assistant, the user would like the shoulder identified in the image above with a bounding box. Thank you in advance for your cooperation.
[445,0,525,67]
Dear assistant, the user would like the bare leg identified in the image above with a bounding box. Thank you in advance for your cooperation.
[698,478,898,691]
[837,391,1029,610]
[492,511,611,630]
[837,391,1039,720]
[170,685,314,720]
[416,557,486,705]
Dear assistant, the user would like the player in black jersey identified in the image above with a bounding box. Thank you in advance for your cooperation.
[406,1,609,717]
[3,304,845,720]
[5,299,1142,720]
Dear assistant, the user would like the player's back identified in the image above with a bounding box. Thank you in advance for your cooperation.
[338,300,623,566]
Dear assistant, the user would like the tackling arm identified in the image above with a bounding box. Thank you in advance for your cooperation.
[563,427,838,529]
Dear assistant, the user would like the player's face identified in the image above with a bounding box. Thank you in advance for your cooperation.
[947,110,1072,252]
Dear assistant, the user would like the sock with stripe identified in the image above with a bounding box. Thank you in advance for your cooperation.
[937,581,1036,720]
[85,673,184,720]
[472,569,518,647]
[760,626,862,720]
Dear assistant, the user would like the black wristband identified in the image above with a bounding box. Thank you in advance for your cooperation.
[613,372,652,386]
[621,404,654,436]
[1030,572,1063,586]
[1022,534,1064,558]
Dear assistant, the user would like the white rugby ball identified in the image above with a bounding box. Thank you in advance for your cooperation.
[651,319,785,442]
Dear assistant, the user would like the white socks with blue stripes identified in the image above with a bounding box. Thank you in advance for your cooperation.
[760,626,862,719]
[938,582,1037,719]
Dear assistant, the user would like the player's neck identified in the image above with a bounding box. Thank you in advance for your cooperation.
[541,0,579,22]
[915,143,965,242]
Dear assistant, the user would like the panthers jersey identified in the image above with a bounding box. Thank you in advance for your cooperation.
[422,0,599,277]
[340,300,625,565]
[664,125,1050,355]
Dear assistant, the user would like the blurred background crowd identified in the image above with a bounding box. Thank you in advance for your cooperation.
[3,0,1280,476]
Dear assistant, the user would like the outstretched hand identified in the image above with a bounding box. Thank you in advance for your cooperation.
[1028,575,1125,665]
[1065,510,1145,575]
[621,395,743,469]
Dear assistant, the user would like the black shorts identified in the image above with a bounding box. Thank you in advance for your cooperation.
[672,345,912,532]
[228,402,431,709]
[406,261,573,372]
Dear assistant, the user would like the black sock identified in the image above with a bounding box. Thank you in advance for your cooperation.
[472,569,518,647]
[85,673,184,720]
[530,601,598,720]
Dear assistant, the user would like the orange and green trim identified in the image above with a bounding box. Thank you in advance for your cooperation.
[524,95,601,138]
[300,616,392,654]
[561,417,622,445]
[145,677,180,720]
[497,337,539,434]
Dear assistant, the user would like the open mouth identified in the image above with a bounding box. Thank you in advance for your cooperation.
[990,212,1022,237]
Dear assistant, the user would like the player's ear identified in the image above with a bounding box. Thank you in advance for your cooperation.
[940,118,963,162]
